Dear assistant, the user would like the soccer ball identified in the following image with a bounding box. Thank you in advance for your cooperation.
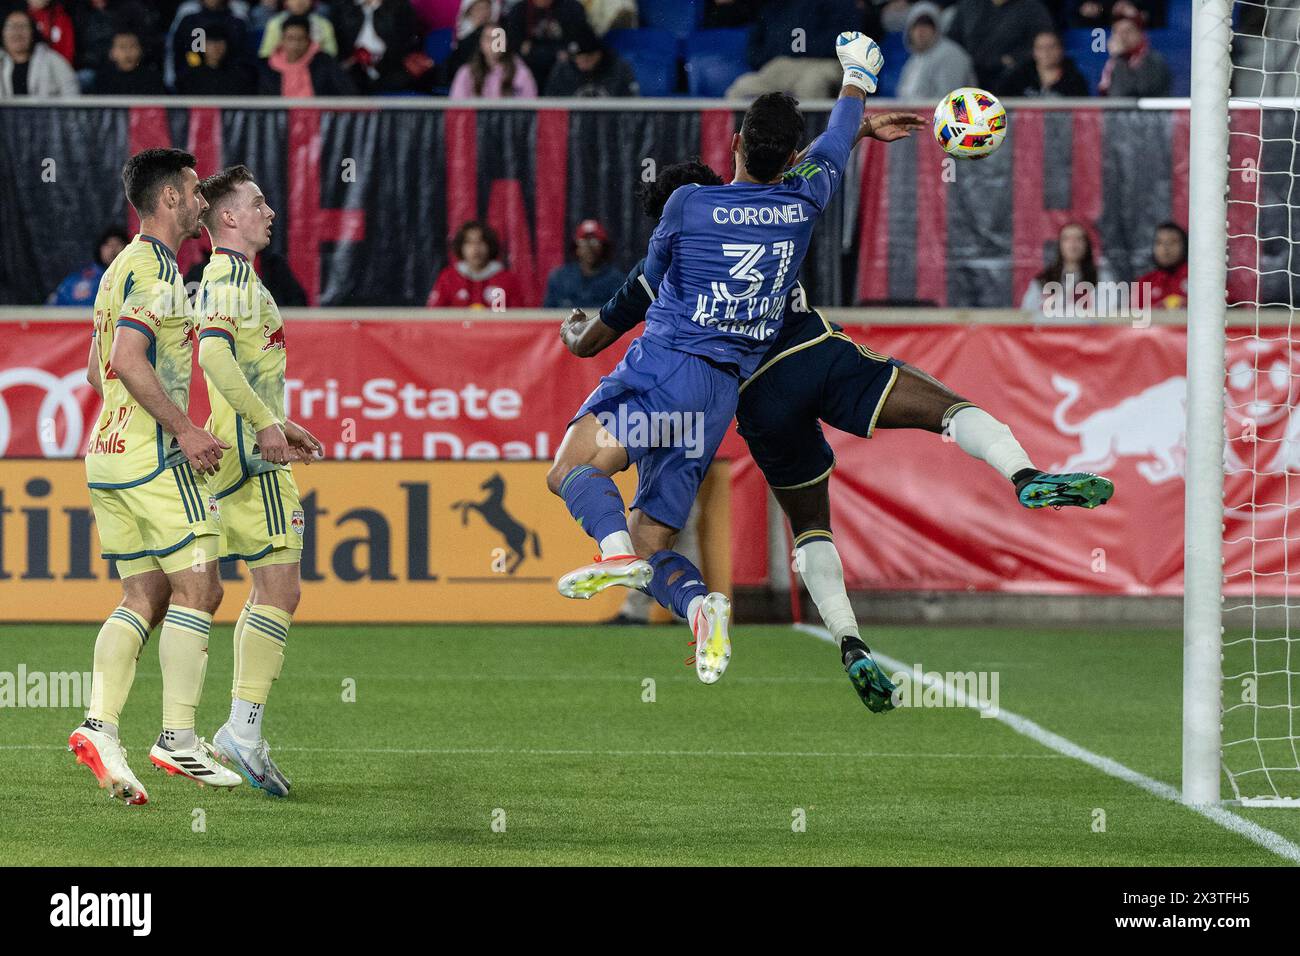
[932,87,1007,160]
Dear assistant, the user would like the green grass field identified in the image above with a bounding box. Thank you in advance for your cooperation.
[2,622,1299,866]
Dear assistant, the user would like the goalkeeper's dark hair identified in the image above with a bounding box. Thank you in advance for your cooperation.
[739,92,805,182]
[198,165,257,229]
[640,160,724,221]
[121,148,197,217]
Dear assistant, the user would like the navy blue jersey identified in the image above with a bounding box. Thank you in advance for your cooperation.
[637,96,864,378]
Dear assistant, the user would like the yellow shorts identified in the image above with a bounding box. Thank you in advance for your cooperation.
[89,463,221,578]
[214,468,304,567]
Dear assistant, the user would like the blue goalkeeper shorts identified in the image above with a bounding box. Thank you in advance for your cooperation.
[572,337,737,530]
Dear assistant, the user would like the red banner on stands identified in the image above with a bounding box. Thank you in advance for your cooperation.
[3,318,1294,596]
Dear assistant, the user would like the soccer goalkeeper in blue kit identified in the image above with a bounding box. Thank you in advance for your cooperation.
[546,33,889,687]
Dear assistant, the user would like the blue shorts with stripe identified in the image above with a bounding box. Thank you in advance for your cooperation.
[736,312,903,489]
[572,336,737,531]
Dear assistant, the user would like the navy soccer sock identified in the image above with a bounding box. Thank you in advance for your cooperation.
[647,549,710,619]
[559,465,630,546]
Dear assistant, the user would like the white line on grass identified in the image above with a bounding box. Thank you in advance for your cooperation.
[794,623,1300,865]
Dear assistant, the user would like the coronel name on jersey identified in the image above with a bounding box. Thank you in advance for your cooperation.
[711,203,810,226]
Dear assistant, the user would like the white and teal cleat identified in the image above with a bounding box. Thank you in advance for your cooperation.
[557,553,653,600]
[689,592,732,685]
[212,723,291,798]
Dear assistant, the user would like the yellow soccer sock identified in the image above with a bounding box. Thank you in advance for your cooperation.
[87,606,150,728]
[234,605,291,707]
[159,605,213,731]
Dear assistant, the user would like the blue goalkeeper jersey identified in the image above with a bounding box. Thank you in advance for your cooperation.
[640,96,863,378]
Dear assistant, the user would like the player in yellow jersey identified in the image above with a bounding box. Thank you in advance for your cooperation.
[70,148,242,804]
[193,165,322,797]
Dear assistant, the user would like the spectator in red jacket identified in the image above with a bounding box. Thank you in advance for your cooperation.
[27,0,74,65]
[1136,221,1187,309]
[427,220,527,309]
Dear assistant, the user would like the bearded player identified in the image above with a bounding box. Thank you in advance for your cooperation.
[194,165,323,797]
[71,148,242,804]
[547,33,883,685]
[562,144,1114,712]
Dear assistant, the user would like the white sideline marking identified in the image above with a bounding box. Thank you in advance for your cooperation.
[795,623,1300,865]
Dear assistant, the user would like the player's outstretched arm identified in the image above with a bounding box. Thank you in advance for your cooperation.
[110,326,228,474]
[562,259,656,358]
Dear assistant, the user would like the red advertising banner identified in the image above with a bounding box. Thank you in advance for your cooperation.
[2,317,1293,596]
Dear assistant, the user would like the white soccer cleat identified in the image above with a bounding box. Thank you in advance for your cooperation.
[690,592,732,685]
[68,724,149,805]
[212,722,291,798]
[149,735,242,789]
[557,553,653,600]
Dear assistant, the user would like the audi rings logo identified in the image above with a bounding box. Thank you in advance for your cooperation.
[0,368,92,458]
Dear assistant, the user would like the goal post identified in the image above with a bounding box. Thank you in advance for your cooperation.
[1191,0,1300,807]
[1183,0,1232,807]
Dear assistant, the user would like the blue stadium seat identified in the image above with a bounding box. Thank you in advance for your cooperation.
[875,31,907,98]
[606,27,678,59]
[1166,0,1193,34]
[1064,27,1105,95]
[1147,28,1191,96]
[623,50,679,96]
[639,0,701,38]
[683,29,749,97]
[425,27,453,64]
[685,52,747,97]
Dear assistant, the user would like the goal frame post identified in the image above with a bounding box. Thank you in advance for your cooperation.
[1182,0,1233,806]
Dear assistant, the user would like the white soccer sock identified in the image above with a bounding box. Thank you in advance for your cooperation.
[231,698,264,743]
[599,530,635,559]
[947,406,1035,481]
[795,539,860,642]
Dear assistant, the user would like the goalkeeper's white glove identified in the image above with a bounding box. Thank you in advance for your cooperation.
[836,31,883,94]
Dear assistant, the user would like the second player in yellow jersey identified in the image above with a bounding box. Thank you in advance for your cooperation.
[194,164,322,797]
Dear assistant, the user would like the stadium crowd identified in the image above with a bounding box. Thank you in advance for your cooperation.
[0,0,1193,100]
[5,1,1202,312]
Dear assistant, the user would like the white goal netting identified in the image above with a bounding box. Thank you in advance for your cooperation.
[1220,0,1300,804]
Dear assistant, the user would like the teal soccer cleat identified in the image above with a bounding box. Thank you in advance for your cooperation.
[1015,471,1114,510]
[846,649,897,713]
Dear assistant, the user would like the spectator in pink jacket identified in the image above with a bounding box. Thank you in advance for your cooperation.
[449,23,537,98]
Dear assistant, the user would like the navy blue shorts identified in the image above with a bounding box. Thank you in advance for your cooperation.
[736,314,902,489]
[573,337,738,530]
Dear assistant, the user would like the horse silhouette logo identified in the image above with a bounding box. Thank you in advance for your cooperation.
[451,473,541,574]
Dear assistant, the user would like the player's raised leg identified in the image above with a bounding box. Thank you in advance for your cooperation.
[774,483,897,712]
[213,557,298,797]
[876,365,1114,508]
[69,566,170,805]
[147,536,242,789]
[629,510,731,684]
[547,412,652,598]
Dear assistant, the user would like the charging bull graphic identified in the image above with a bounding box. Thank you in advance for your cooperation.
[451,473,541,574]
[1049,374,1187,484]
